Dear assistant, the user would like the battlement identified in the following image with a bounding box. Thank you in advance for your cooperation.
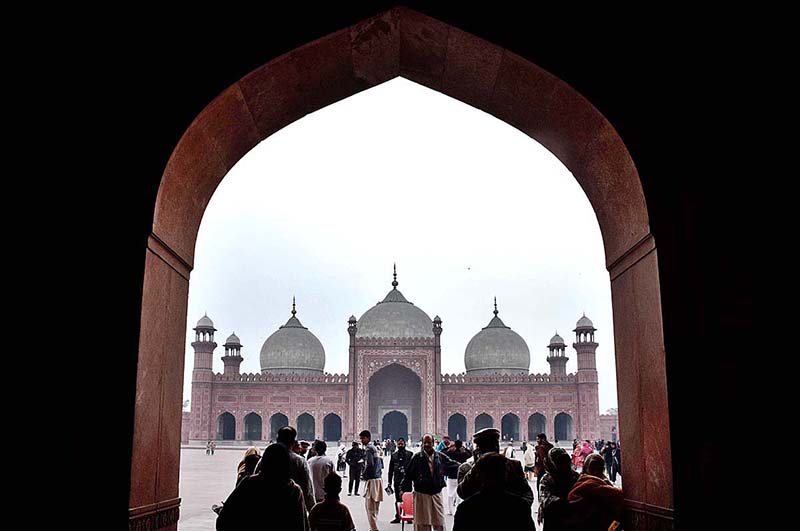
[213,372,349,384]
[440,372,576,384]
[354,336,436,347]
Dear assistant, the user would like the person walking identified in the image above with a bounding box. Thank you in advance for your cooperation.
[255,426,316,511]
[308,440,336,504]
[388,437,413,524]
[215,443,310,531]
[457,428,532,506]
[452,453,536,531]
[444,439,471,515]
[522,442,536,482]
[210,440,216,455]
[345,441,365,496]
[535,433,554,498]
[360,430,384,531]
[401,434,456,531]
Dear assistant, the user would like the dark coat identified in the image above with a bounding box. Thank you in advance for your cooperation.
[345,447,365,472]
[454,490,536,531]
[388,448,413,486]
[457,453,533,505]
[401,450,456,495]
[216,476,309,531]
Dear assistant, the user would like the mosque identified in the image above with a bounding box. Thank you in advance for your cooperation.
[184,270,618,445]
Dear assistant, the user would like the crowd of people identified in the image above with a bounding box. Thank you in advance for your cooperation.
[212,427,624,531]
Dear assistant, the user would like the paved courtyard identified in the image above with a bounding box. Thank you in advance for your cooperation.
[178,446,621,530]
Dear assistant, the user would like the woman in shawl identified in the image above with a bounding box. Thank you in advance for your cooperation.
[235,447,261,487]
[538,447,580,531]
[216,443,310,531]
[566,453,624,531]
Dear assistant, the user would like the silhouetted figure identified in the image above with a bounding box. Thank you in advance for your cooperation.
[345,441,364,495]
[535,433,554,498]
[453,453,536,531]
[567,454,624,531]
[255,426,316,510]
[388,437,413,523]
[308,472,355,531]
[236,447,261,487]
[538,447,579,531]
[216,443,310,531]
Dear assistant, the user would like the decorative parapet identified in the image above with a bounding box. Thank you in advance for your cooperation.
[213,372,349,384]
[354,336,436,347]
[440,372,576,384]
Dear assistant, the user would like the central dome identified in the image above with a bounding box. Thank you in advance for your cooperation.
[356,270,434,339]
[260,302,325,374]
[464,301,530,375]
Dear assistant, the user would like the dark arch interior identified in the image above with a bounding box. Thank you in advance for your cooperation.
[297,413,315,441]
[218,412,235,440]
[528,413,546,441]
[501,413,520,441]
[270,413,289,440]
[323,413,342,442]
[381,410,408,441]
[369,364,421,441]
[554,413,573,442]
[475,413,493,432]
[448,413,467,441]
[244,412,262,441]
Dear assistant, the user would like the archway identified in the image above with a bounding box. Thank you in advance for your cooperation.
[528,413,546,441]
[323,413,342,442]
[381,410,408,441]
[368,364,421,441]
[132,8,674,530]
[475,413,493,432]
[554,412,574,442]
[244,412,262,441]
[297,413,315,441]
[448,413,467,441]
[217,412,235,440]
[501,413,520,442]
[270,413,289,440]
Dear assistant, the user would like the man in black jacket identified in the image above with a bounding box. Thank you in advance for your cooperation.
[345,441,365,496]
[388,437,413,524]
[401,434,457,531]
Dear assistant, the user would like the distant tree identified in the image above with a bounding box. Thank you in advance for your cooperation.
[183,400,190,412]
[605,407,618,415]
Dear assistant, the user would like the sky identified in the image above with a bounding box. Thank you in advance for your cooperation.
[183,78,618,412]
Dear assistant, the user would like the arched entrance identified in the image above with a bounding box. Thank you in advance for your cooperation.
[475,413,493,432]
[368,364,421,442]
[297,413,315,441]
[244,412,262,441]
[554,412,574,442]
[131,8,675,530]
[528,413,546,441]
[448,413,467,441]
[270,413,289,440]
[381,411,408,441]
[323,413,342,442]
[217,412,235,440]
[501,413,520,442]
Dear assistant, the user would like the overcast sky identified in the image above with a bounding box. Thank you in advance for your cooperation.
[184,78,618,412]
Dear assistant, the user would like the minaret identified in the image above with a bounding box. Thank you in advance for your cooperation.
[192,312,217,380]
[348,313,357,441]
[190,313,217,441]
[547,331,569,376]
[222,332,243,377]
[574,313,600,439]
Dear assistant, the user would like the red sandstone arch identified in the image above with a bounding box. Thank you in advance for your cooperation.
[131,7,671,530]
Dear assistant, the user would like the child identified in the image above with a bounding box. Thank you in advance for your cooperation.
[308,472,356,531]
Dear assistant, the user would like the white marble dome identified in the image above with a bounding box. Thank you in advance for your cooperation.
[260,306,325,374]
[465,304,530,375]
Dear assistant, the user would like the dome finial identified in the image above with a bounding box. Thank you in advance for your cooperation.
[392,263,398,289]
[493,297,498,316]
[292,296,297,316]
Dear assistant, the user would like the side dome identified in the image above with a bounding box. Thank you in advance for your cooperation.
[548,333,565,347]
[195,313,216,330]
[575,313,595,330]
[465,301,530,376]
[260,302,325,374]
[356,270,433,339]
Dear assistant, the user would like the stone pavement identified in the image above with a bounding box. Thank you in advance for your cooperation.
[178,446,621,530]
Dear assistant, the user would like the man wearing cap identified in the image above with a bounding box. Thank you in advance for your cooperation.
[456,427,533,506]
